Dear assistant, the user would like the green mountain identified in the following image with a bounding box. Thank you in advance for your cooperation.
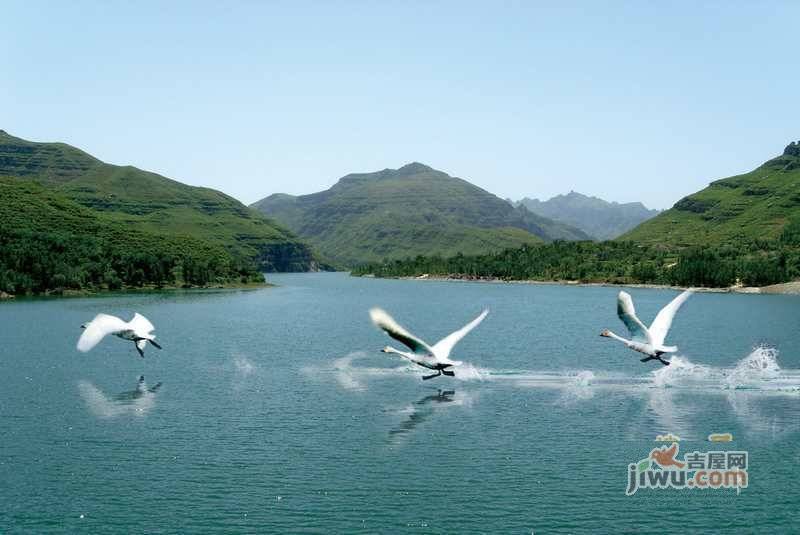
[355,143,800,288]
[623,142,800,246]
[251,162,589,266]
[0,130,316,273]
[0,176,260,294]
[517,191,659,240]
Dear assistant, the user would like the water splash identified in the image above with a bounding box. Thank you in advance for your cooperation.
[650,356,714,388]
[574,370,595,387]
[320,346,800,393]
[553,370,597,405]
[303,351,414,391]
[452,363,490,381]
[649,346,797,391]
[233,356,255,376]
[229,354,260,393]
[723,346,782,389]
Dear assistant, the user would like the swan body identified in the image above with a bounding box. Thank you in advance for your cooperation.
[370,308,488,380]
[601,290,692,365]
[77,313,162,358]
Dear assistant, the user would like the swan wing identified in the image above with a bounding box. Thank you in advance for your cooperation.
[616,292,651,343]
[129,313,155,337]
[77,314,127,352]
[370,308,434,355]
[432,309,489,360]
[649,290,692,347]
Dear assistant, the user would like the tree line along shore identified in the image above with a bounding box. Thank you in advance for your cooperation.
[351,236,800,292]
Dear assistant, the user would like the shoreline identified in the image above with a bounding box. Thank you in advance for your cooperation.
[0,281,272,301]
[361,274,800,295]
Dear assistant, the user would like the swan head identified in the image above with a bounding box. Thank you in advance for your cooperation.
[600,329,611,338]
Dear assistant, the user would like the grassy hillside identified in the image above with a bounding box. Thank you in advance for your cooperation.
[518,191,659,240]
[623,143,800,246]
[0,130,316,272]
[356,143,800,288]
[0,177,262,294]
[251,162,588,266]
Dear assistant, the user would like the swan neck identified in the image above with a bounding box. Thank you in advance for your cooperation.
[607,331,629,344]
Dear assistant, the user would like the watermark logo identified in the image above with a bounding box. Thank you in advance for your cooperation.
[626,440,748,495]
[708,432,733,442]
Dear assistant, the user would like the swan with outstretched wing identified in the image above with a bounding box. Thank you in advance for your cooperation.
[370,308,488,380]
[77,313,162,358]
[600,290,692,365]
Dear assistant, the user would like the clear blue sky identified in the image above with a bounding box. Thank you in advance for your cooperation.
[4,1,799,209]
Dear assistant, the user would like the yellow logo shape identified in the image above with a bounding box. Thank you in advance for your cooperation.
[708,433,733,442]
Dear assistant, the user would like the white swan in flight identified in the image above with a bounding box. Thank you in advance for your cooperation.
[77,313,162,358]
[600,290,692,365]
[369,308,488,380]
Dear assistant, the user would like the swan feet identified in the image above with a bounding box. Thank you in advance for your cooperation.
[640,356,671,366]
[422,368,455,380]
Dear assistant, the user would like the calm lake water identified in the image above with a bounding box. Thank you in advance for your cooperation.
[2,273,799,533]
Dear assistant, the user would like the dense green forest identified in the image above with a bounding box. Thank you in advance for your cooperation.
[0,178,263,295]
[0,130,325,296]
[353,229,800,288]
[0,131,319,278]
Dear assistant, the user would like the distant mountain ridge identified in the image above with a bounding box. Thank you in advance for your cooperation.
[516,191,659,240]
[252,163,589,267]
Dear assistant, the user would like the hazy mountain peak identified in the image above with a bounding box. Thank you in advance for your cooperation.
[517,191,659,240]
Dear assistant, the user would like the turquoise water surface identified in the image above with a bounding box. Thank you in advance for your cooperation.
[2,273,799,533]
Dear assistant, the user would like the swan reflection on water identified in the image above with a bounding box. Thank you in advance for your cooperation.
[78,375,162,418]
[388,389,476,442]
